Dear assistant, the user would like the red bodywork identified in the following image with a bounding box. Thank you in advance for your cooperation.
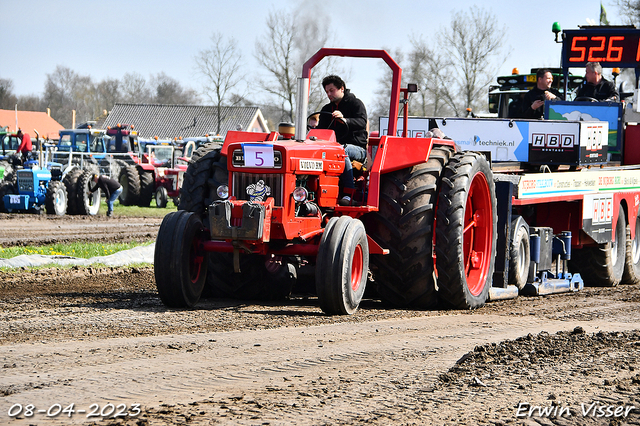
[201,48,456,258]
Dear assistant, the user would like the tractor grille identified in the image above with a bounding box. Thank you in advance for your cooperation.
[17,170,34,192]
[232,173,284,206]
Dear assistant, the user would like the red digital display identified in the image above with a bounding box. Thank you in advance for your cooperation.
[562,29,640,68]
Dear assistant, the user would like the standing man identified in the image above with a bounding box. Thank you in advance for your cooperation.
[317,75,368,206]
[575,62,620,102]
[521,69,563,119]
[15,129,32,163]
[89,174,123,217]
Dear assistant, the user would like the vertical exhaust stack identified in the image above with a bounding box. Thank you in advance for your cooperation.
[295,78,309,141]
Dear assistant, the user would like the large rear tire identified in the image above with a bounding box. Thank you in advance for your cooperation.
[0,181,16,213]
[178,143,227,215]
[435,152,497,309]
[570,207,626,287]
[45,180,68,216]
[76,170,101,216]
[155,211,208,308]
[138,168,154,207]
[62,168,83,215]
[363,147,451,308]
[118,165,141,206]
[316,216,369,315]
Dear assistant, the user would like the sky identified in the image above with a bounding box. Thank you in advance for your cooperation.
[0,0,625,110]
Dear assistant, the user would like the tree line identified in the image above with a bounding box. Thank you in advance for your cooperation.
[1,2,635,132]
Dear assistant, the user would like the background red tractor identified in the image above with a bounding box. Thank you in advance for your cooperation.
[154,48,496,315]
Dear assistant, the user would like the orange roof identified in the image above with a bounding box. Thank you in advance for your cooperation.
[0,109,64,140]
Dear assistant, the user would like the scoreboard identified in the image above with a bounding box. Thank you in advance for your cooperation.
[562,27,640,68]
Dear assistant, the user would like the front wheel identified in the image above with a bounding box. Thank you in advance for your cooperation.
[155,186,169,208]
[316,216,369,315]
[155,211,208,308]
[435,152,497,309]
[623,210,640,284]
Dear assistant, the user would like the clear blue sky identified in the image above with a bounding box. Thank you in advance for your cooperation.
[1,0,623,109]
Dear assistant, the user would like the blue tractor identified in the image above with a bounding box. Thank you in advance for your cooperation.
[0,165,68,215]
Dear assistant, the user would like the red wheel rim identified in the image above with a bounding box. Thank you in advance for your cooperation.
[351,244,364,291]
[462,171,493,296]
[189,234,205,284]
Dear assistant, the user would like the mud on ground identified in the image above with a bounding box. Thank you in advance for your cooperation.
[0,214,639,425]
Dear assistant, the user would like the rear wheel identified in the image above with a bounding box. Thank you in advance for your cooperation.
[570,207,626,287]
[76,170,101,216]
[118,165,141,206]
[363,147,452,308]
[435,152,497,309]
[45,180,68,216]
[62,168,83,215]
[155,211,208,308]
[138,168,154,207]
[316,216,368,315]
[623,210,640,284]
[178,143,227,215]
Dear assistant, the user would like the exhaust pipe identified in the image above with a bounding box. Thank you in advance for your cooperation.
[295,78,309,141]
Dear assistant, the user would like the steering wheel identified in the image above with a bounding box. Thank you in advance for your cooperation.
[574,96,599,102]
[308,111,349,141]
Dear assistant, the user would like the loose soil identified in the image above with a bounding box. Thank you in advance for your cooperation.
[0,214,639,425]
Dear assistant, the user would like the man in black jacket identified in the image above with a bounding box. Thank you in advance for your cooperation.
[576,62,620,102]
[521,69,563,119]
[89,174,123,217]
[317,75,368,205]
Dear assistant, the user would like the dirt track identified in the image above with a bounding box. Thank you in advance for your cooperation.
[0,214,639,425]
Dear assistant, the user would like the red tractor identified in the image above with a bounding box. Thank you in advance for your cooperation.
[154,48,495,315]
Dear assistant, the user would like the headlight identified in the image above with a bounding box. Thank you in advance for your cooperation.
[217,184,229,199]
[292,187,308,202]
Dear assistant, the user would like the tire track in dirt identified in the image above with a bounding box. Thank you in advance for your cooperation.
[1,314,637,425]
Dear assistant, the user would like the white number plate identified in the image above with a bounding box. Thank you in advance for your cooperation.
[243,144,274,168]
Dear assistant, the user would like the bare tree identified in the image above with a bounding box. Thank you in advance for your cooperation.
[121,72,153,103]
[615,0,640,24]
[254,5,339,125]
[195,32,245,134]
[408,35,455,117]
[150,72,200,105]
[44,66,97,128]
[437,6,509,116]
[0,78,18,110]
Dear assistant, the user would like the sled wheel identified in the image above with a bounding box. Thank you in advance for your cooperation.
[155,186,169,208]
[316,216,369,315]
[77,170,101,216]
[508,216,530,290]
[436,152,497,309]
[45,180,68,216]
[570,207,626,287]
[154,210,208,308]
[623,209,640,284]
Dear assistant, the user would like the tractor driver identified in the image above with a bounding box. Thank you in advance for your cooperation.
[317,75,368,206]
[16,129,32,163]
[575,62,620,102]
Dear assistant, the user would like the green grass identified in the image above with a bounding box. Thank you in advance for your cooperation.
[0,241,152,259]
[100,200,178,217]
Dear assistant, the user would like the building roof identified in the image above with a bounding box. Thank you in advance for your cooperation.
[103,103,269,139]
[0,109,65,140]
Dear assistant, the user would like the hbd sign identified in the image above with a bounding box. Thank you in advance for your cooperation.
[531,133,575,149]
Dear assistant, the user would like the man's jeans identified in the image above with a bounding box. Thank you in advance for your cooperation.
[107,186,123,214]
[342,144,367,190]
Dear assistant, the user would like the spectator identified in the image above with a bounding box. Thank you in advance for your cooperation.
[16,129,32,163]
[522,69,562,119]
[89,174,123,217]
